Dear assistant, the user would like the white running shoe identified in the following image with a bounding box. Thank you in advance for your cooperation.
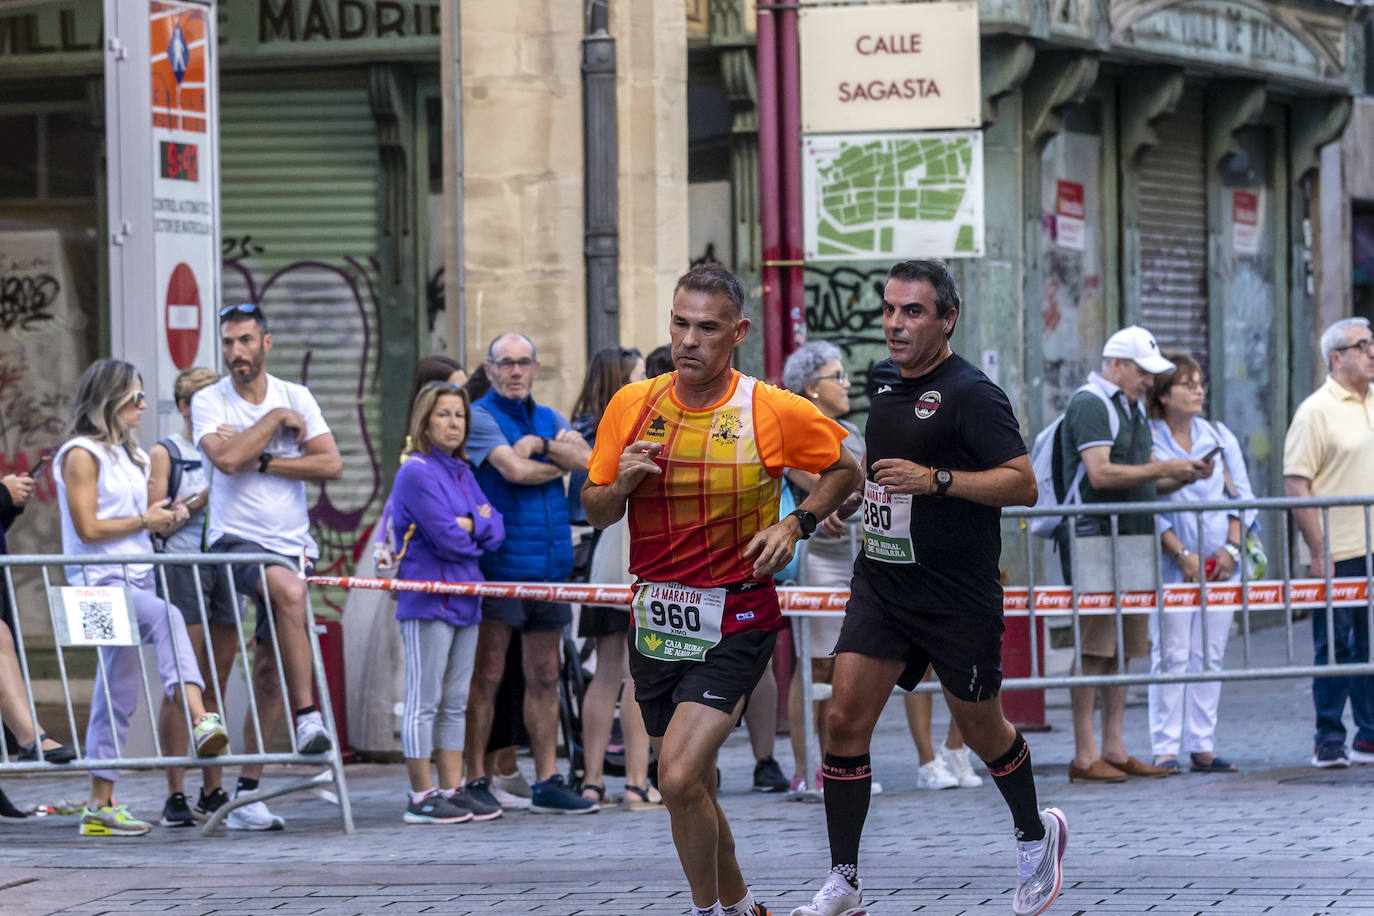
[489,783,532,810]
[225,799,286,831]
[491,770,533,799]
[938,743,984,788]
[294,711,332,754]
[791,872,866,916]
[916,756,959,790]
[1013,807,1068,916]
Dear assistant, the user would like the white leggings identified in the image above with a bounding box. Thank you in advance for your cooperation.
[401,618,478,760]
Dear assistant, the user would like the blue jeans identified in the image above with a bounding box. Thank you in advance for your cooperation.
[1312,555,1374,747]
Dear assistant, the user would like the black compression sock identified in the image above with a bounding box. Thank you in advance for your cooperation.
[295,704,318,717]
[236,776,260,795]
[823,752,872,875]
[986,731,1045,841]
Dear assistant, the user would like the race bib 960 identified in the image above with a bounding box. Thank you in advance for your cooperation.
[633,581,725,662]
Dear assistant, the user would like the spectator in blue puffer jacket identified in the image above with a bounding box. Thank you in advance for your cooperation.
[390,381,505,825]
[462,332,596,815]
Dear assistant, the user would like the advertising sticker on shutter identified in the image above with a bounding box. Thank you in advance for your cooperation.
[1055,180,1086,251]
[1232,190,1261,256]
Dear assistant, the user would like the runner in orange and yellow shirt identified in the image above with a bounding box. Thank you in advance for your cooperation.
[583,264,862,916]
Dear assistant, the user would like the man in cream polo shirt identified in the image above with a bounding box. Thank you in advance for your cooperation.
[1284,316,1374,769]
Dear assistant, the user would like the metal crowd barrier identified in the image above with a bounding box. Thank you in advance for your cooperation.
[0,552,353,835]
[306,494,1373,802]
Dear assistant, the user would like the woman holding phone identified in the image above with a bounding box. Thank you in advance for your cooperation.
[57,359,229,836]
[1146,352,1257,774]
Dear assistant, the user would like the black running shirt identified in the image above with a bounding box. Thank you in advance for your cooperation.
[855,353,1027,611]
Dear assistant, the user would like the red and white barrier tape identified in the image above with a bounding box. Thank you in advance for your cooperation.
[307,575,1373,616]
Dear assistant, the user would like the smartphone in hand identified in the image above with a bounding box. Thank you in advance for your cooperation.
[1200,445,1224,463]
[27,453,51,479]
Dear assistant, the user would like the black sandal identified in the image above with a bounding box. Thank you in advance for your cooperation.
[621,784,664,811]
[580,783,609,806]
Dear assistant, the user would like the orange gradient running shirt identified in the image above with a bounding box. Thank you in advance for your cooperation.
[587,371,845,634]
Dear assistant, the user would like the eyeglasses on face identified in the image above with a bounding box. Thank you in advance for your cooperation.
[492,357,536,371]
[129,390,147,407]
[1333,337,1373,355]
[815,371,850,385]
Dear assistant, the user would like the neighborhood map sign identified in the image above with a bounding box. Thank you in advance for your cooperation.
[802,131,984,260]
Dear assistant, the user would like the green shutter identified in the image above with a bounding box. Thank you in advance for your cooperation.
[219,71,384,588]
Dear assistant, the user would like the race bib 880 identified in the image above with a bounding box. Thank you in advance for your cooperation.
[862,479,915,563]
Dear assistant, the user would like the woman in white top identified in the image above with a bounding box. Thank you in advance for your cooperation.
[1146,352,1256,774]
[57,359,228,837]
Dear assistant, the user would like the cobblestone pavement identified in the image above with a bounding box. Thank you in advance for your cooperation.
[1,622,1371,915]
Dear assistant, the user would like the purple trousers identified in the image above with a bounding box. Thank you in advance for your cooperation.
[84,577,204,782]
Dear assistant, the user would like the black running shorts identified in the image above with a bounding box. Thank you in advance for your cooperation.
[834,571,1005,702]
[628,628,778,738]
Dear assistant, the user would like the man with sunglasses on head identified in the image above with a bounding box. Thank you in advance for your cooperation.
[190,302,343,830]
[460,332,596,815]
[1285,316,1374,768]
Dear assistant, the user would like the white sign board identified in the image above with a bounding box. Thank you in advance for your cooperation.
[803,131,985,260]
[48,586,140,646]
[799,2,981,133]
[150,0,220,424]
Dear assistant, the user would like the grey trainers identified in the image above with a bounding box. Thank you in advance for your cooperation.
[447,786,502,821]
[1013,807,1068,916]
[403,790,473,825]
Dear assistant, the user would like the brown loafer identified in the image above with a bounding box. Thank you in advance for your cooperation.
[1068,759,1127,782]
[1106,755,1170,778]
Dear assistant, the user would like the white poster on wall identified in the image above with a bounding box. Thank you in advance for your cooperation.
[149,0,219,428]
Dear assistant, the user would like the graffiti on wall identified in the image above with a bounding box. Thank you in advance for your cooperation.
[223,248,383,613]
[802,262,889,425]
[1222,257,1274,476]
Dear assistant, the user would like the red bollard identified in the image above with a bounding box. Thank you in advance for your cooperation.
[314,619,354,762]
[1001,613,1051,731]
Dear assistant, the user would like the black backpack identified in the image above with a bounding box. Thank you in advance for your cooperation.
[154,437,203,552]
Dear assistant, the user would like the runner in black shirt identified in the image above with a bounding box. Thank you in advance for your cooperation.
[792,261,1068,916]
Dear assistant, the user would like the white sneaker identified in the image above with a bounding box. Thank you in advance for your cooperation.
[1013,807,1067,916]
[489,783,532,810]
[938,743,984,788]
[491,770,533,800]
[294,711,332,755]
[791,871,865,916]
[870,780,883,796]
[916,756,958,790]
[225,798,286,831]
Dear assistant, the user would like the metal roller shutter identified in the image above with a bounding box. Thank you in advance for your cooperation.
[1137,86,1208,368]
[219,73,383,588]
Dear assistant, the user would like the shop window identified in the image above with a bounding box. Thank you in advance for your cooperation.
[0,116,39,199]
[1354,201,1374,323]
[0,112,98,200]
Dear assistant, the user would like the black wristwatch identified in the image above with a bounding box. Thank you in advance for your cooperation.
[933,468,954,497]
[258,452,274,474]
[789,508,818,540]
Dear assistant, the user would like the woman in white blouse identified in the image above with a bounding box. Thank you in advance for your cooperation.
[1146,352,1257,774]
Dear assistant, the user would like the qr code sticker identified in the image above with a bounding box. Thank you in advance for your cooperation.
[81,600,116,641]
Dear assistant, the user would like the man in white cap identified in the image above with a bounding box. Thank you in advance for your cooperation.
[1056,326,1211,783]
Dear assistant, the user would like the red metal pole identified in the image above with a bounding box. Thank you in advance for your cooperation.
[779,5,806,356]
[756,7,783,382]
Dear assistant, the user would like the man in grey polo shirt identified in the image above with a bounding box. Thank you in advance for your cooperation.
[1055,326,1209,783]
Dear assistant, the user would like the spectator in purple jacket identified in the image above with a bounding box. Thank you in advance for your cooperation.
[390,381,506,825]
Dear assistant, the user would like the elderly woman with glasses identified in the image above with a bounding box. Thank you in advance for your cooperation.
[1145,352,1257,774]
[780,340,868,792]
